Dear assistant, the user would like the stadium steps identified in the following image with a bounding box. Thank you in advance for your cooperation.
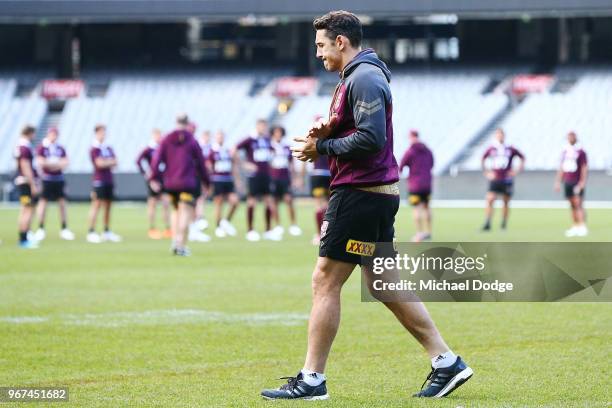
[35,103,64,144]
[446,96,518,174]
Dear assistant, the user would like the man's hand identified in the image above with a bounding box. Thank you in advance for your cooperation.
[291,136,319,162]
[574,184,584,195]
[149,180,161,193]
[485,171,495,181]
[554,180,561,192]
[307,115,338,140]
[243,162,257,173]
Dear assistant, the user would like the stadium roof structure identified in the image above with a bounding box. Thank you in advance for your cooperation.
[1,0,612,23]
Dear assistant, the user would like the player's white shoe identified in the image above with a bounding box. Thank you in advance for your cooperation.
[59,229,75,241]
[86,232,102,243]
[195,218,209,231]
[220,219,237,236]
[565,226,579,237]
[288,225,303,236]
[33,228,46,241]
[215,226,227,238]
[263,229,282,241]
[246,230,261,242]
[575,225,588,237]
[188,224,211,242]
[189,230,211,242]
[272,225,284,236]
[102,231,122,242]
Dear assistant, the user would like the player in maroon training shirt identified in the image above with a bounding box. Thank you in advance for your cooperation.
[299,115,331,245]
[263,11,472,400]
[87,124,121,243]
[33,127,74,242]
[399,130,434,242]
[14,125,39,248]
[136,128,170,240]
[554,131,588,237]
[270,125,302,237]
[235,118,280,242]
[207,130,241,238]
[149,114,209,256]
[481,128,525,231]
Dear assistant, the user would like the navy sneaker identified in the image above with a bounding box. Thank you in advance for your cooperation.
[261,372,329,400]
[413,356,473,398]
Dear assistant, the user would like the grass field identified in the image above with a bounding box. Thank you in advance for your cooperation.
[0,201,611,407]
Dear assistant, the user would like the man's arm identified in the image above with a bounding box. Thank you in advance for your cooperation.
[554,155,563,192]
[19,158,38,195]
[577,152,588,191]
[135,148,148,175]
[193,141,209,187]
[316,71,388,159]
[149,144,165,182]
[511,148,525,176]
[399,150,411,171]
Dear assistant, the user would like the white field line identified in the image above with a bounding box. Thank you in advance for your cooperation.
[0,309,308,327]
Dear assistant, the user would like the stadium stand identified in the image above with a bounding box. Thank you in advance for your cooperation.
[1,66,610,177]
[58,70,280,173]
[0,77,46,174]
[460,67,612,171]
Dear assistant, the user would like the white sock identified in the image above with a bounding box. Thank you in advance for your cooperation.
[301,369,326,386]
[431,350,457,369]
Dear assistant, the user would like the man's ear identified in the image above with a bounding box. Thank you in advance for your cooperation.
[335,35,345,51]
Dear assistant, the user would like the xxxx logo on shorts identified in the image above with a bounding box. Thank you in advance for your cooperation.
[345,239,375,256]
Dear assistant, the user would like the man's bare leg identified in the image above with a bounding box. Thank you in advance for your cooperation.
[482,192,495,230]
[303,257,355,373]
[501,195,510,229]
[176,201,194,249]
[87,199,100,231]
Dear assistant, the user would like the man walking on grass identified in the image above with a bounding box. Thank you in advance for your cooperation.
[261,10,473,401]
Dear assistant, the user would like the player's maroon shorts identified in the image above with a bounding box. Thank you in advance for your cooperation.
[319,186,399,265]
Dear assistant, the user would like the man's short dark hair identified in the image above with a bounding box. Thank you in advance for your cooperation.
[94,124,105,133]
[271,126,286,137]
[313,10,362,48]
[177,114,189,126]
[21,125,36,136]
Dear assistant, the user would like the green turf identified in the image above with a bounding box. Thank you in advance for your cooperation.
[0,202,610,407]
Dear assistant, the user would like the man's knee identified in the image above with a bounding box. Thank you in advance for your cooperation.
[311,258,352,298]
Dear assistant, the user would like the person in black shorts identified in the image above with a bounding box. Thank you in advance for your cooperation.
[262,11,472,401]
[33,127,75,241]
[270,125,302,237]
[149,114,210,255]
[208,130,240,238]
[136,129,171,240]
[399,130,434,242]
[481,129,525,231]
[554,131,589,237]
[14,125,40,248]
[236,119,280,242]
[303,153,331,245]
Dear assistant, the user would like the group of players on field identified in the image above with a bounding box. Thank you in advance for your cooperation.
[11,119,589,250]
[11,116,336,252]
